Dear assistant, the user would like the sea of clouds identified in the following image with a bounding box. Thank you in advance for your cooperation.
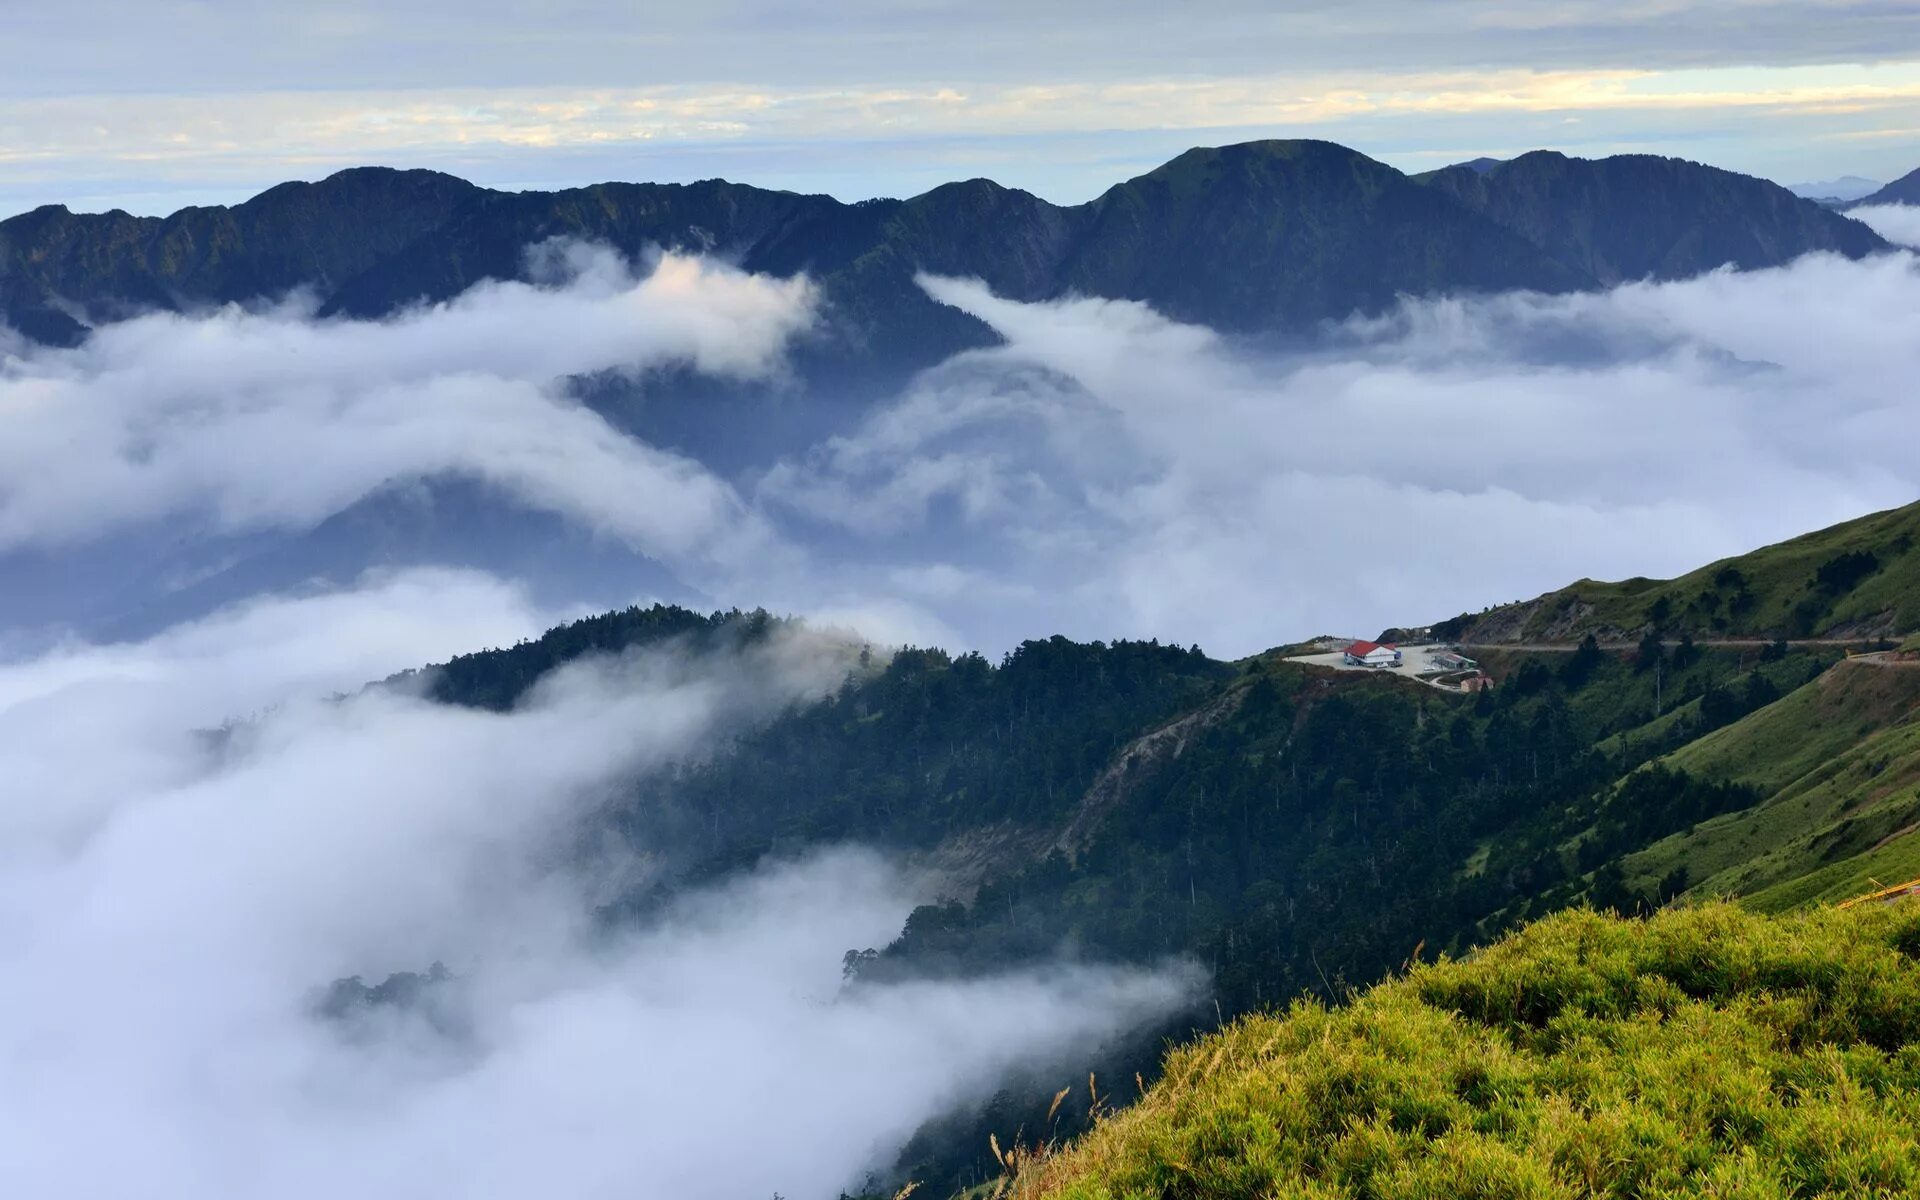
[4,218,1920,1197]
[0,571,1197,1198]
[7,233,1920,652]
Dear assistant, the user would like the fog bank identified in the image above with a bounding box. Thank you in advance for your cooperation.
[0,572,1196,1199]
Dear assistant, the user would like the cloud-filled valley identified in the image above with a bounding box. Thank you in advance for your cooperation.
[9,234,1920,655]
[5,215,1920,1197]
[0,244,810,567]
[0,573,1199,1198]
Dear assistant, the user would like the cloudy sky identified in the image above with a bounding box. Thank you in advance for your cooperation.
[6,0,1920,215]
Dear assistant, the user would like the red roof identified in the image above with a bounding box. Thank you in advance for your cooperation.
[1346,640,1384,655]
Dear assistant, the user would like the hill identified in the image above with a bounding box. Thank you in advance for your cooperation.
[1009,902,1920,1199]
[373,503,1920,1194]
[1433,498,1920,644]
[1418,150,1884,285]
[1852,165,1920,207]
[1,141,1887,382]
[1623,657,1920,912]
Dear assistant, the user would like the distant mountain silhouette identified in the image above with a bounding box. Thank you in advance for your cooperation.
[3,140,1887,384]
[1788,175,1882,203]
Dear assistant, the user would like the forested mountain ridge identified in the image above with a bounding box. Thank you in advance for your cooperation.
[1433,497,1920,645]
[396,502,1919,1195]
[3,140,1885,382]
[1417,150,1884,284]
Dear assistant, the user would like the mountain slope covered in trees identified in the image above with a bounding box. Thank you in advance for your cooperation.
[392,501,1918,1196]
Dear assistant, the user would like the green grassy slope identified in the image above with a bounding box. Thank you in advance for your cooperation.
[1438,499,1920,644]
[1612,660,1920,909]
[1012,903,1920,1200]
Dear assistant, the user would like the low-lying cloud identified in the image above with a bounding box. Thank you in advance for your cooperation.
[1852,202,1920,249]
[0,243,811,570]
[0,571,1196,1199]
[758,251,1920,651]
[10,238,1918,656]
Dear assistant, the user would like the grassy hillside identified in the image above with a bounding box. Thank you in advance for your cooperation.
[1437,499,1920,644]
[1610,660,1920,910]
[1010,902,1920,1200]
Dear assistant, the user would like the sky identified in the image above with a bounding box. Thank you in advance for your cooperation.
[5,0,1920,216]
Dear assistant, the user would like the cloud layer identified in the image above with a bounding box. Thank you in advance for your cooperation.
[0,244,811,570]
[1853,202,1920,248]
[758,251,1920,651]
[0,570,1196,1199]
[7,240,1920,656]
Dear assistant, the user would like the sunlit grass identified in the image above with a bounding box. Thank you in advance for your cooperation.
[1010,902,1920,1199]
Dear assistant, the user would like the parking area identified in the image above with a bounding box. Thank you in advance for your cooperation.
[1285,643,1480,686]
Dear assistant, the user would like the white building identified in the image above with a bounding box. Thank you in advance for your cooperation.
[1343,640,1402,668]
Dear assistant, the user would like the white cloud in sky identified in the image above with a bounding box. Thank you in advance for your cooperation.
[0,570,1196,1199]
[5,4,1920,212]
[0,244,812,571]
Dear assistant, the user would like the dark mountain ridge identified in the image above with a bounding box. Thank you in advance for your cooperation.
[3,139,1887,382]
[1418,149,1884,284]
[1851,163,1920,207]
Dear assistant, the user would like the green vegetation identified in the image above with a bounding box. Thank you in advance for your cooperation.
[413,602,1908,1195]
[1437,499,1920,643]
[394,507,1920,1197]
[1012,902,1920,1200]
[1614,661,1920,910]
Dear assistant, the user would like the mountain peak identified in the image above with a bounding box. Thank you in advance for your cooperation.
[240,166,481,211]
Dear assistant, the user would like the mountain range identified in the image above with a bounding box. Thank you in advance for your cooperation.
[1788,173,1884,203]
[0,139,1892,385]
[8,137,1903,643]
